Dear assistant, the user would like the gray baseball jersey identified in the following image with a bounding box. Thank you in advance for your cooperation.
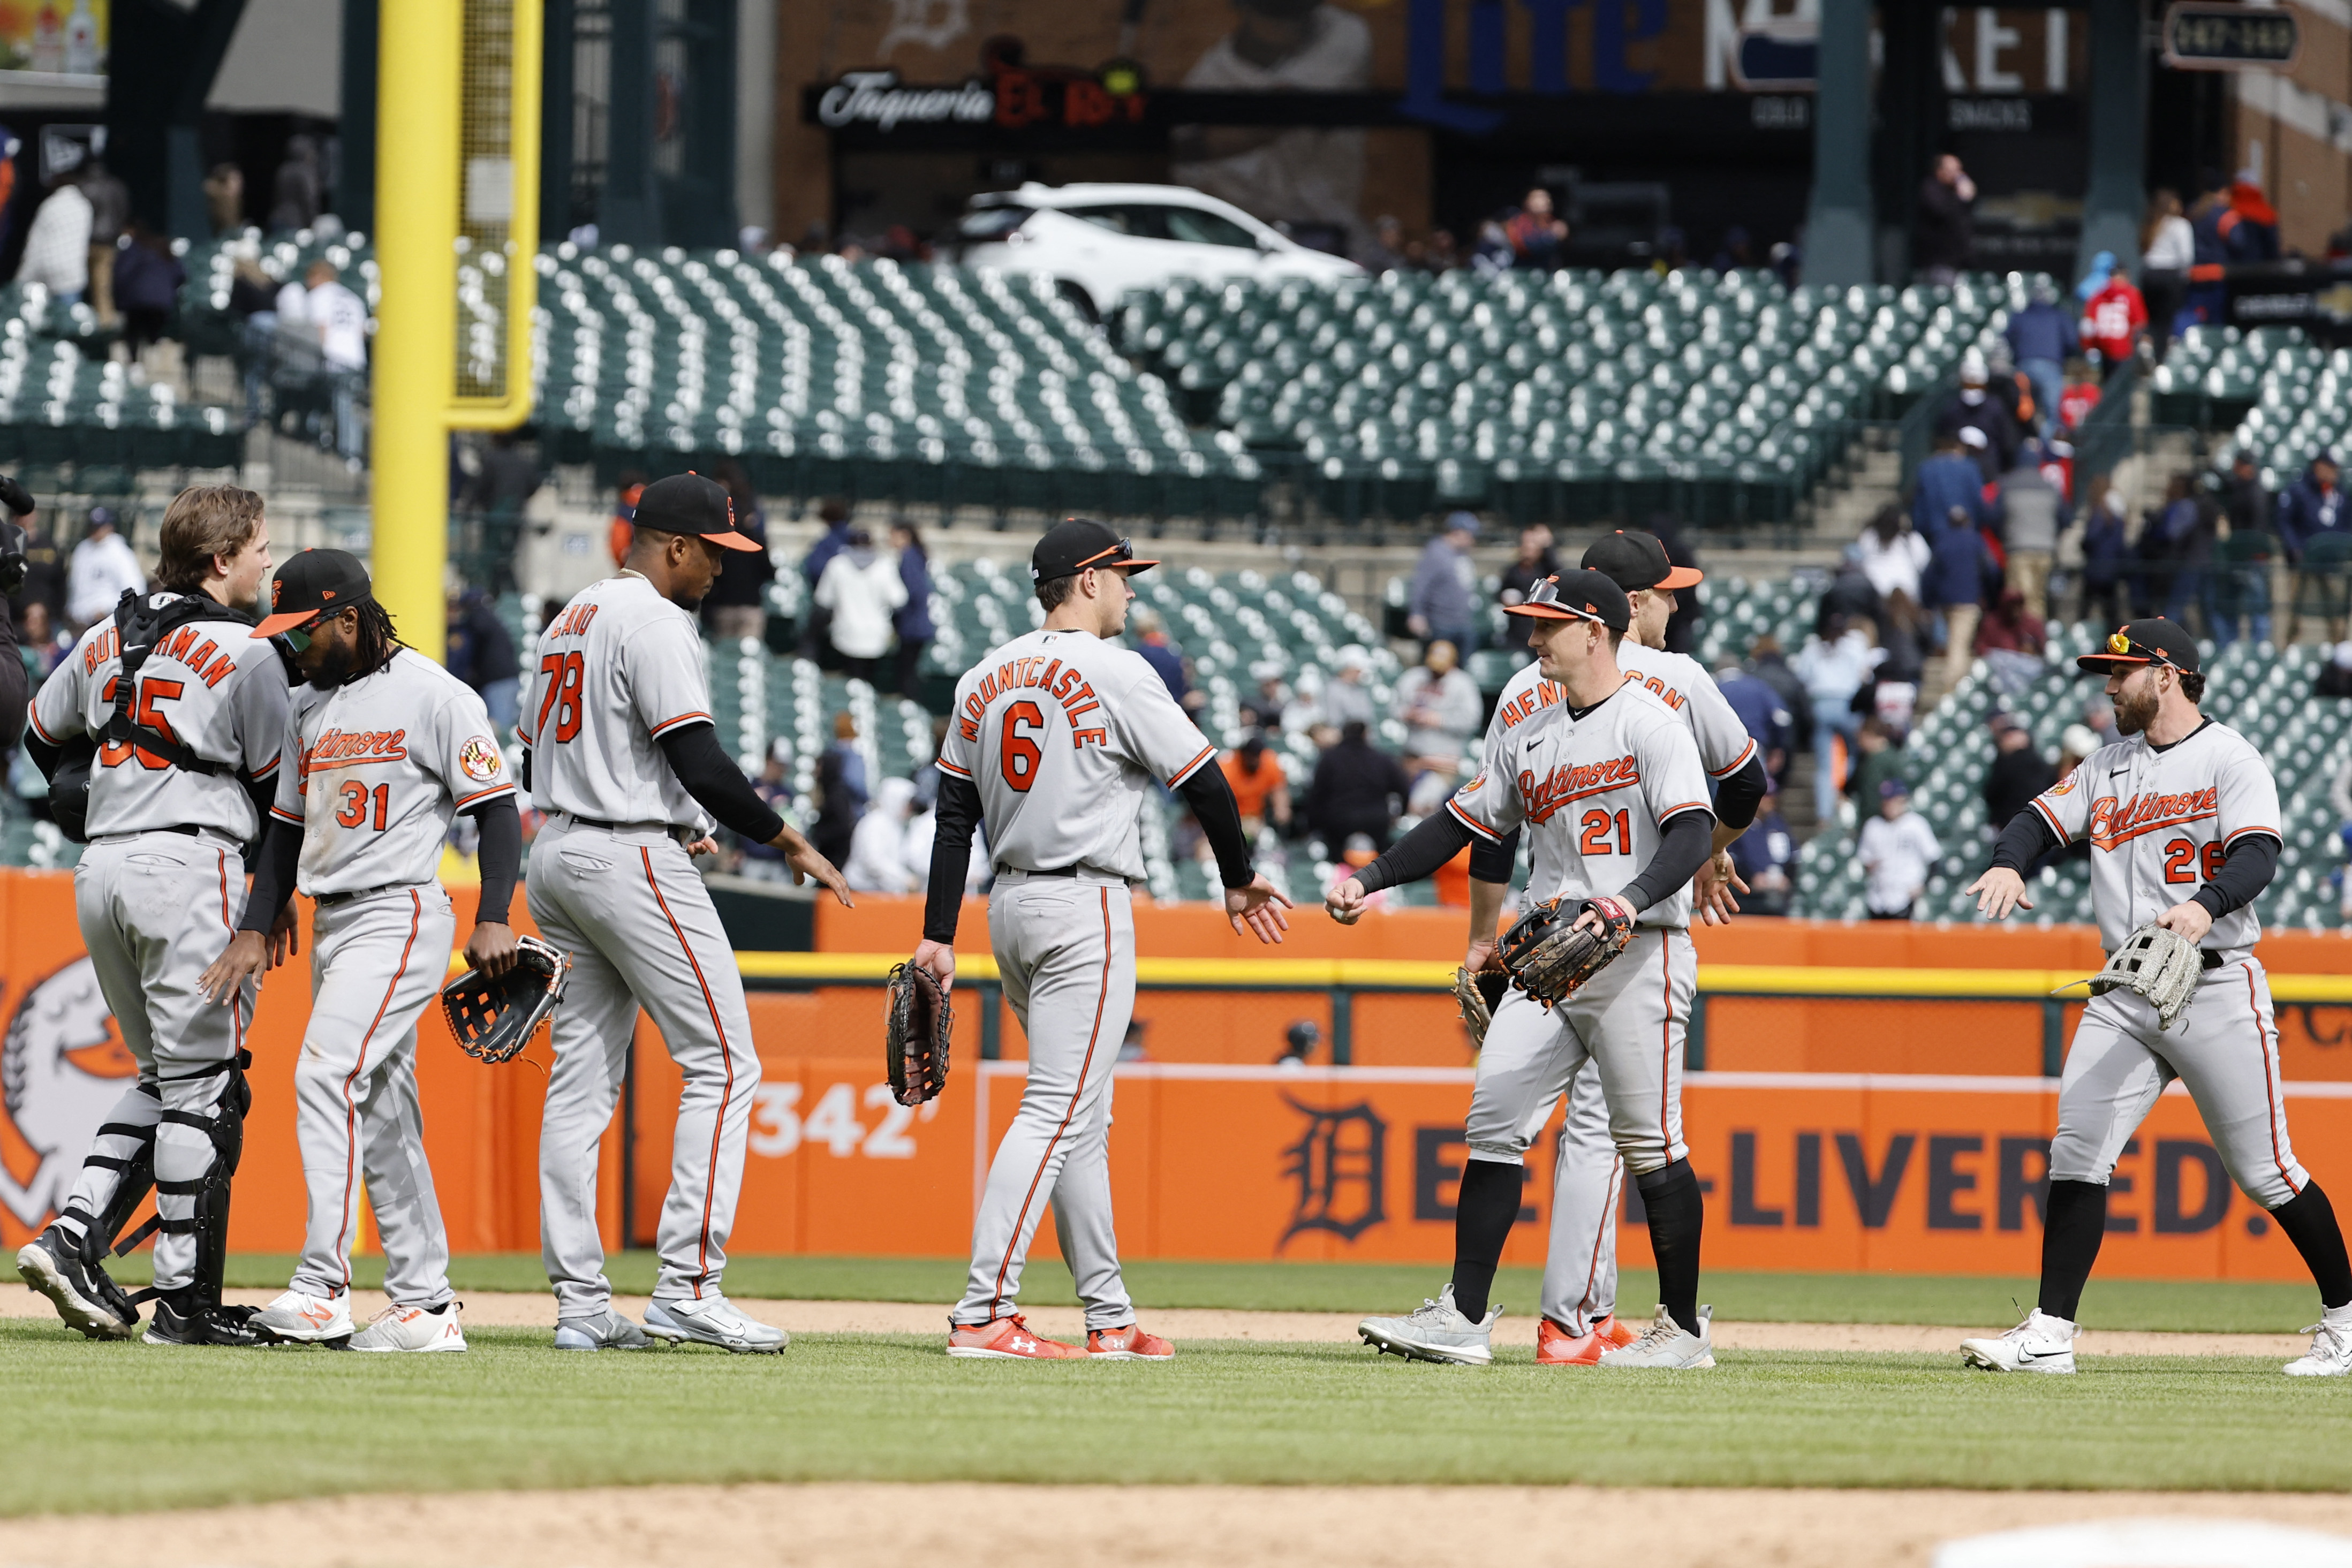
[28,600,290,839]
[935,627,1217,878]
[272,648,514,895]
[2025,718,2279,956]
[1487,646,1754,777]
[1449,679,1713,928]
[520,575,715,834]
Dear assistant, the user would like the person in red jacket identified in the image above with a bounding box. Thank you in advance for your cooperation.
[2077,253,2146,375]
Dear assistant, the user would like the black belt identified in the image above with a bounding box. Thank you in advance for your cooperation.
[568,814,693,841]
[2202,948,2226,972]
[315,883,426,909]
[1017,864,1081,877]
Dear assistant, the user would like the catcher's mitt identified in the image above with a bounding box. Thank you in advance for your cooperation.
[885,961,953,1106]
[441,935,571,1063]
[1496,894,1636,1008]
[2072,921,2203,1032]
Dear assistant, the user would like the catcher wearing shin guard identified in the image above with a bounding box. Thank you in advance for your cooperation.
[1961,620,2352,1378]
[1335,572,1720,1370]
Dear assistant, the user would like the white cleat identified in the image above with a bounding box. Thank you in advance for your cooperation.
[1357,1284,1498,1365]
[2285,1317,2352,1377]
[350,1301,467,1353]
[553,1307,653,1352]
[1598,1303,1715,1369]
[642,1293,790,1354]
[1961,1308,2078,1374]
[250,1287,355,1346]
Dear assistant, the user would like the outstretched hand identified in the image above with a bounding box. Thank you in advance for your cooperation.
[1965,866,2033,920]
[198,930,270,1006]
[777,832,853,907]
[1694,850,1748,926]
[1226,874,1292,944]
[1324,875,1370,927]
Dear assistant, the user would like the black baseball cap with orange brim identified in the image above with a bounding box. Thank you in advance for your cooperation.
[1581,529,1703,593]
[2076,618,2202,676]
[254,548,371,639]
[1031,517,1159,583]
[631,472,763,551]
[1503,569,1631,633]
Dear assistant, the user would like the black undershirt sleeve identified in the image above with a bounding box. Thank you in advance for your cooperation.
[241,775,275,868]
[1712,754,1767,832]
[468,796,521,926]
[22,726,57,782]
[1356,808,1475,894]
[1988,808,2060,875]
[1621,809,1717,913]
[1176,763,1255,890]
[236,820,301,935]
[656,722,788,843]
[922,772,983,944]
[2194,834,2280,919]
[1469,825,1519,885]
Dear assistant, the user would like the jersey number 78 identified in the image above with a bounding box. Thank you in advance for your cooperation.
[536,653,585,744]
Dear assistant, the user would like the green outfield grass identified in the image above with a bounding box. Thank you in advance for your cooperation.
[5,1323,2349,1516]
[154,1254,2331,1335]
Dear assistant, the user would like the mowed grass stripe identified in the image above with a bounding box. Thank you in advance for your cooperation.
[132,1255,2335,1335]
[6,1324,2350,1514]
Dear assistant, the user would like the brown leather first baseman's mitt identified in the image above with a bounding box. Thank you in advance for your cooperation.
[884,961,953,1106]
[1495,895,1636,1008]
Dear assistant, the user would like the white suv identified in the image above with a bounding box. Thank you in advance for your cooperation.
[952,182,1362,320]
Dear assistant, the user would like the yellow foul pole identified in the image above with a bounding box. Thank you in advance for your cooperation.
[369,0,463,662]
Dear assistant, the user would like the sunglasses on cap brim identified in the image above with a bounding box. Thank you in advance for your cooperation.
[2078,630,2180,672]
[1504,577,1610,625]
[1073,538,1160,574]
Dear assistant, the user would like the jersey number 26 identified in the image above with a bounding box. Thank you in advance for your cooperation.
[2163,837,2226,885]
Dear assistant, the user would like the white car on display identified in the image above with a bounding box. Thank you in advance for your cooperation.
[951,182,1362,320]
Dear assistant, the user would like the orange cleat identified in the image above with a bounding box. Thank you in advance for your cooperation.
[947,1314,1080,1359]
[1537,1313,1637,1366]
[1086,1323,1175,1361]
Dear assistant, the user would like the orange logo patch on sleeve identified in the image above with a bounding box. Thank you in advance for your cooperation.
[458,737,502,782]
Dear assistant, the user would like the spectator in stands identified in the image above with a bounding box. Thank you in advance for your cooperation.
[18,173,91,302]
[1793,609,1880,826]
[1913,431,1985,540]
[1993,440,2066,621]
[1742,634,1812,776]
[1396,638,1481,782]
[2057,358,2101,432]
[444,587,521,730]
[1985,341,2038,445]
[1503,187,1568,271]
[798,498,853,659]
[283,259,368,460]
[890,522,934,699]
[111,220,183,359]
[202,162,243,238]
[1845,716,1906,813]
[2078,481,2131,627]
[1983,714,2056,832]
[9,510,64,635]
[1362,214,1408,272]
[1914,154,1976,286]
[1867,590,1927,733]
[2278,452,2345,564]
[1716,655,1794,790]
[1937,352,2018,480]
[268,135,323,232]
[1469,220,1515,275]
[79,160,127,325]
[1973,587,2047,694]
[607,469,646,568]
[844,776,920,895]
[2187,185,2233,326]
[2082,694,2119,746]
[696,461,775,643]
[2152,473,2217,626]
[2224,170,2280,262]
[1820,549,1880,627]
[2141,190,2195,352]
[813,526,907,687]
[64,506,141,633]
[2334,748,2352,921]
[17,601,63,682]
[1304,719,1411,852]
[2076,252,2145,377]
[1130,608,1204,716]
[1859,779,1939,919]
[1408,512,1481,653]
[1221,730,1292,840]
[1311,645,1378,746]
[1857,503,1929,606]
[1922,498,1993,694]
[810,711,867,870]
[464,429,542,516]
[1728,777,1794,917]
[1498,524,1559,607]
[736,741,798,884]
[2004,278,2078,437]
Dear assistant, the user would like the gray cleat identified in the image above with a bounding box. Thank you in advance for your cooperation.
[642,1293,789,1354]
[554,1307,654,1351]
[1597,1303,1716,1369]
[1358,1284,1498,1365]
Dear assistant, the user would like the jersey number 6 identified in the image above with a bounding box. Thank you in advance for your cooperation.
[535,652,586,744]
[1000,700,1043,792]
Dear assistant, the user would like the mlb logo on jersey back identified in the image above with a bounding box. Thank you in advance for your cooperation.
[458,738,501,782]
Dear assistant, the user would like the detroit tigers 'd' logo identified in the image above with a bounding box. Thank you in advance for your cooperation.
[1279,1096,1388,1248]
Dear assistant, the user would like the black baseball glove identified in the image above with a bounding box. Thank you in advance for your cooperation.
[1495,894,1637,1008]
[441,935,571,1063]
[884,961,952,1106]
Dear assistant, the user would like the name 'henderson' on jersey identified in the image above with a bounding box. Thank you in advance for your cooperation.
[936,626,1220,881]
[27,597,290,840]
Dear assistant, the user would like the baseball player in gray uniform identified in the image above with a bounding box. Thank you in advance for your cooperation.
[194,549,520,1353]
[1465,534,1768,1365]
[1338,570,1720,1369]
[1962,619,2352,1376]
[524,473,850,1354]
[14,486,291,1347]
[913,518,1290,1360]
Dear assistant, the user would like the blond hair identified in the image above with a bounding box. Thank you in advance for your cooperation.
[155,485,265,593]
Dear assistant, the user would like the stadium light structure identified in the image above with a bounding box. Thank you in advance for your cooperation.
[372,0,542,662]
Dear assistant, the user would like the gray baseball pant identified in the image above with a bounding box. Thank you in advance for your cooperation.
[954,874,1137,1331]
[1540,1065,1624,1335]
[288,885,457,1308]
[532,819,760,1316]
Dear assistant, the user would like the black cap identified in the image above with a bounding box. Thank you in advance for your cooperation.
[254,548,371,638]
[1030,517,1159,584]
[2077,618,2201,676]
[1504,569,1630,633]
[1580,529,1703,592]
[633,472,760,552]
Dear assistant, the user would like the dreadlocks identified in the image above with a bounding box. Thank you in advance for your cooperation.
[349,598,403,682]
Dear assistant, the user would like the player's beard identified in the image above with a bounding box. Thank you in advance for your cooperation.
[2112,679,2159,735]
[306,642,359,688]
